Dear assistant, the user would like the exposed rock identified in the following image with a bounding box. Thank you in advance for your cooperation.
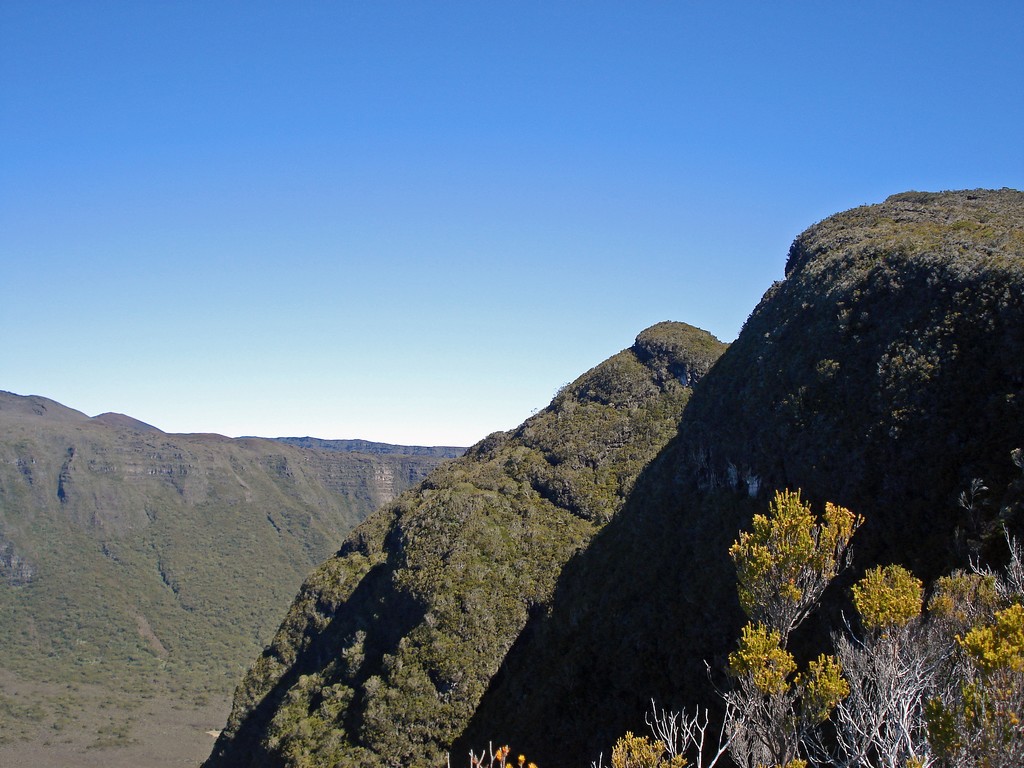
[0,537,34,587]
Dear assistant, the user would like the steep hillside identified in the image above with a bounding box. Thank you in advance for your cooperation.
[681,188,1024,572]
[205,322,727,768]
[461,189,1024,765]
[208,188,1023,768]
[0,395,454,701]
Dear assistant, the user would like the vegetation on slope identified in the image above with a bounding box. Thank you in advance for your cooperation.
[273,437,465,459]
[209,189,1023,768]
[681,188,1024,573]
[461,189,1024,766]
[205,322,727,768]
[0,393,451,701]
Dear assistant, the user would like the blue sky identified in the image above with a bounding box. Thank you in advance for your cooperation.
[2,2,1022,445]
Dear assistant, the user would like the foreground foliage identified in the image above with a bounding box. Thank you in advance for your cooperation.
[724,491,857,768]
[730,489,861,643]
[602,484,1024,768]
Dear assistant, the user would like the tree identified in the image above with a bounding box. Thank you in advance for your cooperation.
[724,490,860,768]
[645,700,730,768]
[730,490,861,644]
[819,565,934,768]
[926,533,1024,768]
[724,623,848,768]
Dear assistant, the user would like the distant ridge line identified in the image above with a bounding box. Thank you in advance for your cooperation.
[270,436,465,459]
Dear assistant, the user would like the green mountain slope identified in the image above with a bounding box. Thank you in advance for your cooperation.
[0,394,454,699]
[206,188,1024,768]
[205,322,727,768]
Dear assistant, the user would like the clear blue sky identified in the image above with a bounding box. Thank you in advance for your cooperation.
[3,2,1022,445]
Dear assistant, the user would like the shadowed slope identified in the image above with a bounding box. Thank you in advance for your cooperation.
[464,189,1024,766]
[210,189,1023,768]
[205,322,727,768]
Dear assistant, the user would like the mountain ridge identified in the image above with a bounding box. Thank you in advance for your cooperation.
[461,188,1024,765]
[0,391,460,760]
[205,321,727,767]
[272,437,465,459]
[0,390,91,423]
[205,188,1024,768]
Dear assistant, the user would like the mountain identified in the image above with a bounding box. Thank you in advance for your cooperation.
[272,438,464,459]
[205,188,1024,768]
[205,321,726,767]
[458,188,1024,764]
[0,395,458,759]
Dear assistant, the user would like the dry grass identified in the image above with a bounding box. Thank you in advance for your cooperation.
[0,669,228,768]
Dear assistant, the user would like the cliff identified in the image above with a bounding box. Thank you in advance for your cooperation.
[0,395,454,698]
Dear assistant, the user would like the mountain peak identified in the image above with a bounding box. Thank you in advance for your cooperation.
[632,321,727,388]
[205,322,726,768]
[784,187,1023,278]
[91,412,164,433]
[0,390,90,423]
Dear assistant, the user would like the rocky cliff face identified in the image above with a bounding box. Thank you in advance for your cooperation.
[274,437,465,459]
[0,395,455,698]
[205,322,727,768]
[207,189,1024,768]
[0,534,34,587]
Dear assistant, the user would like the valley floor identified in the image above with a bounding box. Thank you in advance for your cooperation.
[0,669,228,768]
